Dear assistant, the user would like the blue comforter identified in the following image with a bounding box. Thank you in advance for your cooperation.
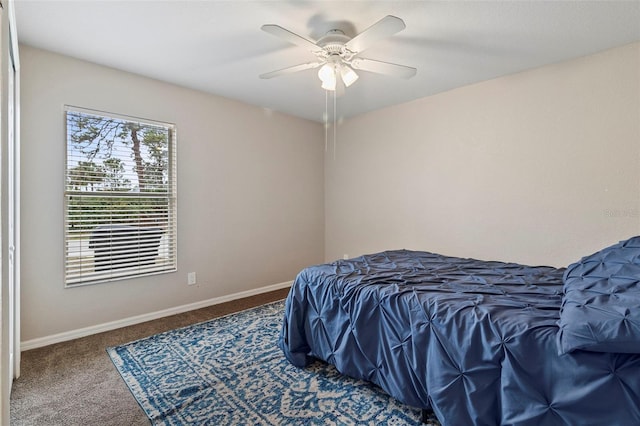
[279,250,640,425]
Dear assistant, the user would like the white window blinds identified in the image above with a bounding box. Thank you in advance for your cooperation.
[64,106,177,286]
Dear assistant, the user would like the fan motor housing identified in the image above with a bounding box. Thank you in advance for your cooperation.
[317,29,351,55]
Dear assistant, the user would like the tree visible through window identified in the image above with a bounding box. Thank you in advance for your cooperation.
[64,106,177,286]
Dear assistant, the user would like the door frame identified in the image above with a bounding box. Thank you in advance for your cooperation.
[1,0,20,423]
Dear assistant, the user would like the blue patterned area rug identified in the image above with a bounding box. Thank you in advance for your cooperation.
[107,300,440,425]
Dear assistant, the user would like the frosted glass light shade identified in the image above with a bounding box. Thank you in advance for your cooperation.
[340,65,359,87]
[318,63,337,91]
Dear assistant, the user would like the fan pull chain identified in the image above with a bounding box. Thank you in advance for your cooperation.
[333,90,337,161]
[324,90,328,153]
[322,90,337,160]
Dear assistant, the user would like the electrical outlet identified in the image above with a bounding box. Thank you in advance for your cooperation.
[187,272,197,285]
[343,254,349,260]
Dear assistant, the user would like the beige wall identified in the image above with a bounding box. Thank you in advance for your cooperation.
[326,43,640,267]
[20,45,325,342]
[20,42,640,343]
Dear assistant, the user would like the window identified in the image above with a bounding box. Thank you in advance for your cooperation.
[64,106,177,286]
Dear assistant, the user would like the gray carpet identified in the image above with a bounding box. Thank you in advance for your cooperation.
[10,288,290,425]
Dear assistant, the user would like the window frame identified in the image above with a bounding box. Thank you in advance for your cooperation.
[63,105,177,287]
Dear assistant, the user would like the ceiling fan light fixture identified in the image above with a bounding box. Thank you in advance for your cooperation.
[262,15,415,94]
[340,64,359,87]
[318,63,337,91]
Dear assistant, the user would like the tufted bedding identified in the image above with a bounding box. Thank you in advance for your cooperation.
[278,245,640,425]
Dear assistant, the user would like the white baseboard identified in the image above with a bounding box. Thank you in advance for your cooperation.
[21,280,292,351]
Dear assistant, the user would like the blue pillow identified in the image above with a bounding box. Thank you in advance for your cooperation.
[558,236,640,354]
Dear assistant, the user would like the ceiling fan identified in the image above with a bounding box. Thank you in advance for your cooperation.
[259,15,416,92]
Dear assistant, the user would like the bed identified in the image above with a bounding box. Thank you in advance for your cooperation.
[278,237,640,425]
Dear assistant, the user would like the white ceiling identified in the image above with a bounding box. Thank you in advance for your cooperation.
[14,1,640,123]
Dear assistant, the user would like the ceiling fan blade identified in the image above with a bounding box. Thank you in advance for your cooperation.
[261,24,323,54]
[259,62,324,79]
[345,15,406,53]
[350,58,416,79]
